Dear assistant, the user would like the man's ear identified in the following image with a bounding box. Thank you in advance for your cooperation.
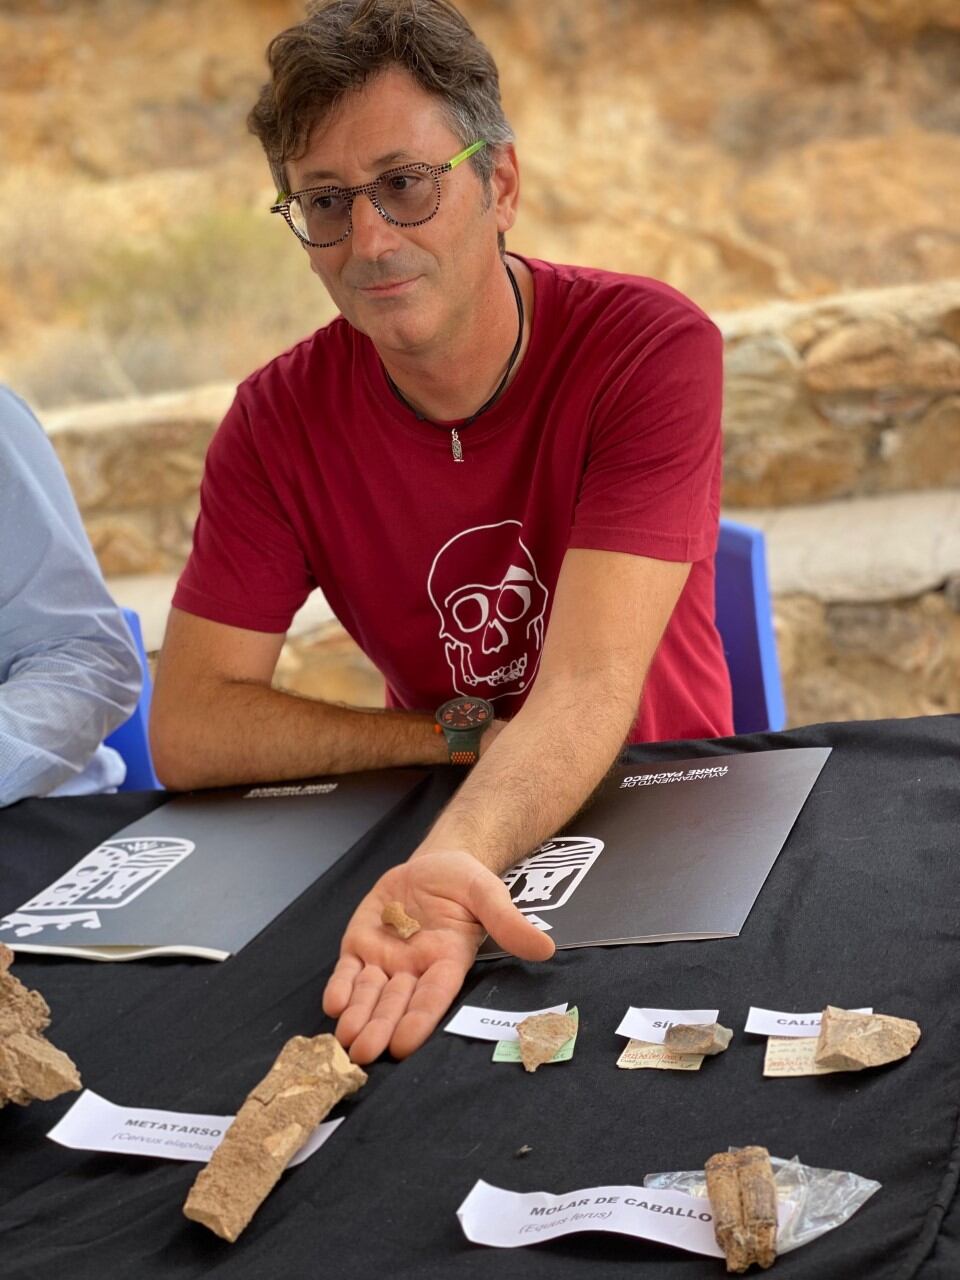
[490,142,520,236]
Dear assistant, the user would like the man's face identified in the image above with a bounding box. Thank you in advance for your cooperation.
[285,67,509,357]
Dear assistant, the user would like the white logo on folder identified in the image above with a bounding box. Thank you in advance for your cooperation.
[0,837,194,938]
[501,837,604,932]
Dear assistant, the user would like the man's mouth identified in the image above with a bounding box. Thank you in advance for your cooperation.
[358,277,418,296]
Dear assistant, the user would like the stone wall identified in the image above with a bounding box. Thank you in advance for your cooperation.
[719,281,960,506]
[778,589,960,726]
[736,493,960,724]
[718,281,960,724]
[42,279,960,728]
[44,386,229,576]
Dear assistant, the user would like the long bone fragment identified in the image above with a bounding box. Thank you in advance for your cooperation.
[183,1034,367,1242]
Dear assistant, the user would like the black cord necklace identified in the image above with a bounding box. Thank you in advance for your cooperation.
[383,262,525,462]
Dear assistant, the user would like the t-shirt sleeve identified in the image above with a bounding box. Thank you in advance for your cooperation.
[173,392,314,632]
[568,314,723,563]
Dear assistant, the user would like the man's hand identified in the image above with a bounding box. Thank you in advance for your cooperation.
[322,850,555,1064]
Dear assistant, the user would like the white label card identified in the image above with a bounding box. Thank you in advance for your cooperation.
[458,1180,791,1255]
[47,1089,343,1165]
[458,1179,722,1255]
[744,1006,873,1038]
[444,1003,568,1042]
[615,1007,720,1044]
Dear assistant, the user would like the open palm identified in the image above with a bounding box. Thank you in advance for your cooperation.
[322,849,555,1063]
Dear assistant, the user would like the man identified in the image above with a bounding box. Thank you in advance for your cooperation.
[151,0,733,1063]
[0,387,142,805]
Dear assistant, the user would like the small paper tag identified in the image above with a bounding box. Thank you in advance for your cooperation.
[744,1006,872,1038]
[493,1008,579,1064]
[445,1002,568,1043]
[615,1007,719,1044]
[616,1039,704,1071]
[47,1089,343,1164]
[763,1036,843,1077]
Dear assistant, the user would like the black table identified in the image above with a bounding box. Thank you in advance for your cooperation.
[1,716,959,1279]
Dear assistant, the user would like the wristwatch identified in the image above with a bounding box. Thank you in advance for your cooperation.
[434,696,495,765]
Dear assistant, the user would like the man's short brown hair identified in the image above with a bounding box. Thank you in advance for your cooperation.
[248,0,515,202]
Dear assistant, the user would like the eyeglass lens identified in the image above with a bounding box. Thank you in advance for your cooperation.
[290,167,440,243]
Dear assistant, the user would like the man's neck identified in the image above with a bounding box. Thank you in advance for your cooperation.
[379,255,533,424]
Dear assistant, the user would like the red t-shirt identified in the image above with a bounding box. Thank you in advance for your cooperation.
[174,257,733,743]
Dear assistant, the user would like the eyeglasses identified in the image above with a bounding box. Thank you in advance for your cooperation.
[270,140,487,248]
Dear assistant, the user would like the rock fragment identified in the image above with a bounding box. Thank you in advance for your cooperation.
[381,901,421,939]
[515,1011,578,1073]
[814,1006,920,1071]
[0,943,81,1108]
[705,1146,778,1273]
[183,1034,366,1242]
[664,1021,733,1056]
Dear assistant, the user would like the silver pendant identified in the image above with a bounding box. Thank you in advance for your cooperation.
[451,429,464,462]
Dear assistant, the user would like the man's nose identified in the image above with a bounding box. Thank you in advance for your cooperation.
[349,192,400,258]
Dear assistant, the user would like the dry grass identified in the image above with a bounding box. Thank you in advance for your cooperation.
[0,173,337,408]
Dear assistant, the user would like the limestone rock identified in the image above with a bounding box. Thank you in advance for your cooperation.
[722,334,802,437]
[876,395,960,491]
[380,902,421,940]
[814,1006,920,1071]
[183,1035,367,1242]
[826,603,945,674]
[87,514,169,576]
[0,944,82,1108]
[664,1022,733,1056]
[516,1011,578,1074]
[723,424,868,507]
[736,132,960,295]
[803,319,960,393]
[705,1146,777,1274]
[727,491,960,602]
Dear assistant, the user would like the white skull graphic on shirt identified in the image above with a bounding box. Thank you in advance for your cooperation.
[427,520,549,700]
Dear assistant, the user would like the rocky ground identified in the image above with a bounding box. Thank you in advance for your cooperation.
[2,0,959,405]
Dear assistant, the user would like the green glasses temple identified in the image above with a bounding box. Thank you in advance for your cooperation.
[272,139,488,205]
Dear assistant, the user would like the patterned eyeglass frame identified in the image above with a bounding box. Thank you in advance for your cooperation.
[270,140,488,248]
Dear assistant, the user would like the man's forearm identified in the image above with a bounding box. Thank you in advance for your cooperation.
[415,670,636,875]
[150,678,448,790]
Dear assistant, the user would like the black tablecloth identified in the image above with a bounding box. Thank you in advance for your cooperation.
[1,716,959,1279]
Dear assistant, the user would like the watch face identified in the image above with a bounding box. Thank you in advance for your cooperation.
[438,698,493,730]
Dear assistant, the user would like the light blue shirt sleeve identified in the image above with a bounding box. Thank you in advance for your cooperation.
[0,387,142,806]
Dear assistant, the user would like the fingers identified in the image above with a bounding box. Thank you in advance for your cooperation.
[470,870,556,963]
[328,961,388,1046]
[388,957,469,1060]
[322,954,364,1019]
[345,972,418,1065]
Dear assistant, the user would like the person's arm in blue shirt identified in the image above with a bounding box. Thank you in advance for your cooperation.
[0,387,142,806]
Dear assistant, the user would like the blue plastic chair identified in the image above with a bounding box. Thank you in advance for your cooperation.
[715,519,786,735]
[104,606,164,790]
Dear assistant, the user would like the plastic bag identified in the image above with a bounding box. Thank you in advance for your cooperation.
[644,1154,880,1254]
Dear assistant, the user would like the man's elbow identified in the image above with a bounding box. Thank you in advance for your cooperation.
[149,697,206,791]
[149,718,182,791]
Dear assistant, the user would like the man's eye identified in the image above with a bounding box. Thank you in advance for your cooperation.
[310,191,342,211]
[386,173,423,193]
